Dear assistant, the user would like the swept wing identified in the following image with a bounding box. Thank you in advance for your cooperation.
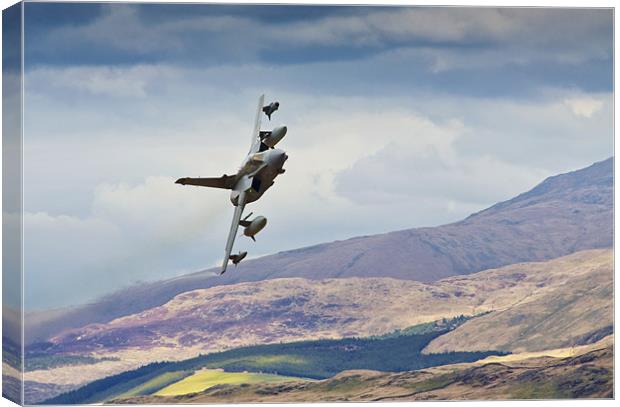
[221,191,246,274]
[248,94,265,155]
[221,96,265,273]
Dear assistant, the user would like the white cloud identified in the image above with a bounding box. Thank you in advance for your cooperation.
[564,96,604,118]
[30,65,177,98]
[335,146,545,207]
[23,176,232,309]
[92,176,228,243]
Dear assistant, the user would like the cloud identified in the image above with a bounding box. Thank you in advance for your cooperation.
[564,96,604,118]
[26,5,612,78]
[49,5,182,54]
[24,176,231,309]
[66,7,611,51]
[23,6,612,105]
[334,142,545,208]
[32,65,177,98]
[92,176,228,243]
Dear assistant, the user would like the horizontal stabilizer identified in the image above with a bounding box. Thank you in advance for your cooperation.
[175,175,237,189]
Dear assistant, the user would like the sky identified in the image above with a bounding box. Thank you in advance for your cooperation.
[15,3,613,310]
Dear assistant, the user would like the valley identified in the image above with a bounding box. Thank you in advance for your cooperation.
[111,336,613,403]
[43,317,502,404]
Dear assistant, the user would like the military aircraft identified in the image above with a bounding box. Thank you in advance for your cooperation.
[175,95,288,274]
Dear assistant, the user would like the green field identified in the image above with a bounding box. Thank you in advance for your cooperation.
[115,371,192,399]
[155,369,303,396]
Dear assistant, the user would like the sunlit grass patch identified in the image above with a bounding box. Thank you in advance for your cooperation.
[155,369,303,396]
[115,371,191,399]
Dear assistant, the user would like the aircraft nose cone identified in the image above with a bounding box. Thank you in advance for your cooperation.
[266,149,287,168]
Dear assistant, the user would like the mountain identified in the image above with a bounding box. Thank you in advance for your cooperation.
[23,248,612,399]
[26,157,613,343]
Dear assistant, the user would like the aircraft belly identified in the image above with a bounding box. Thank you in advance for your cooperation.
[245,189,260,204]
[252,167,279,198]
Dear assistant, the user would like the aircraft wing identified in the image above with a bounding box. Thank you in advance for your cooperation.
[221,190,246,274]
[248,94,265,155]
[175,175,237,189]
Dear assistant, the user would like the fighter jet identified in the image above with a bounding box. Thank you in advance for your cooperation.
[176,95,288,274]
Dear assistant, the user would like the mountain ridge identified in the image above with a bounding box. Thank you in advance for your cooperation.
[467,157,613,218]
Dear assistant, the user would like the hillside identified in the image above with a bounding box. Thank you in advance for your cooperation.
[43,319,501,404]
[23,248,612,401]
[25,158,613,343]
[111,339,614,402]
[424,251,613,353]
[46,249,613,358]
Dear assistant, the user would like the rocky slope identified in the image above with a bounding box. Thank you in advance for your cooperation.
[26,158,613,343]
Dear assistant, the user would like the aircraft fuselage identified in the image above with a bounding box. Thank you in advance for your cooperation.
[230,148,288,206]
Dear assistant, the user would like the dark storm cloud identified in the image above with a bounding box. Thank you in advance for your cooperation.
[22,4,613,96]
[23,3,375,67]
